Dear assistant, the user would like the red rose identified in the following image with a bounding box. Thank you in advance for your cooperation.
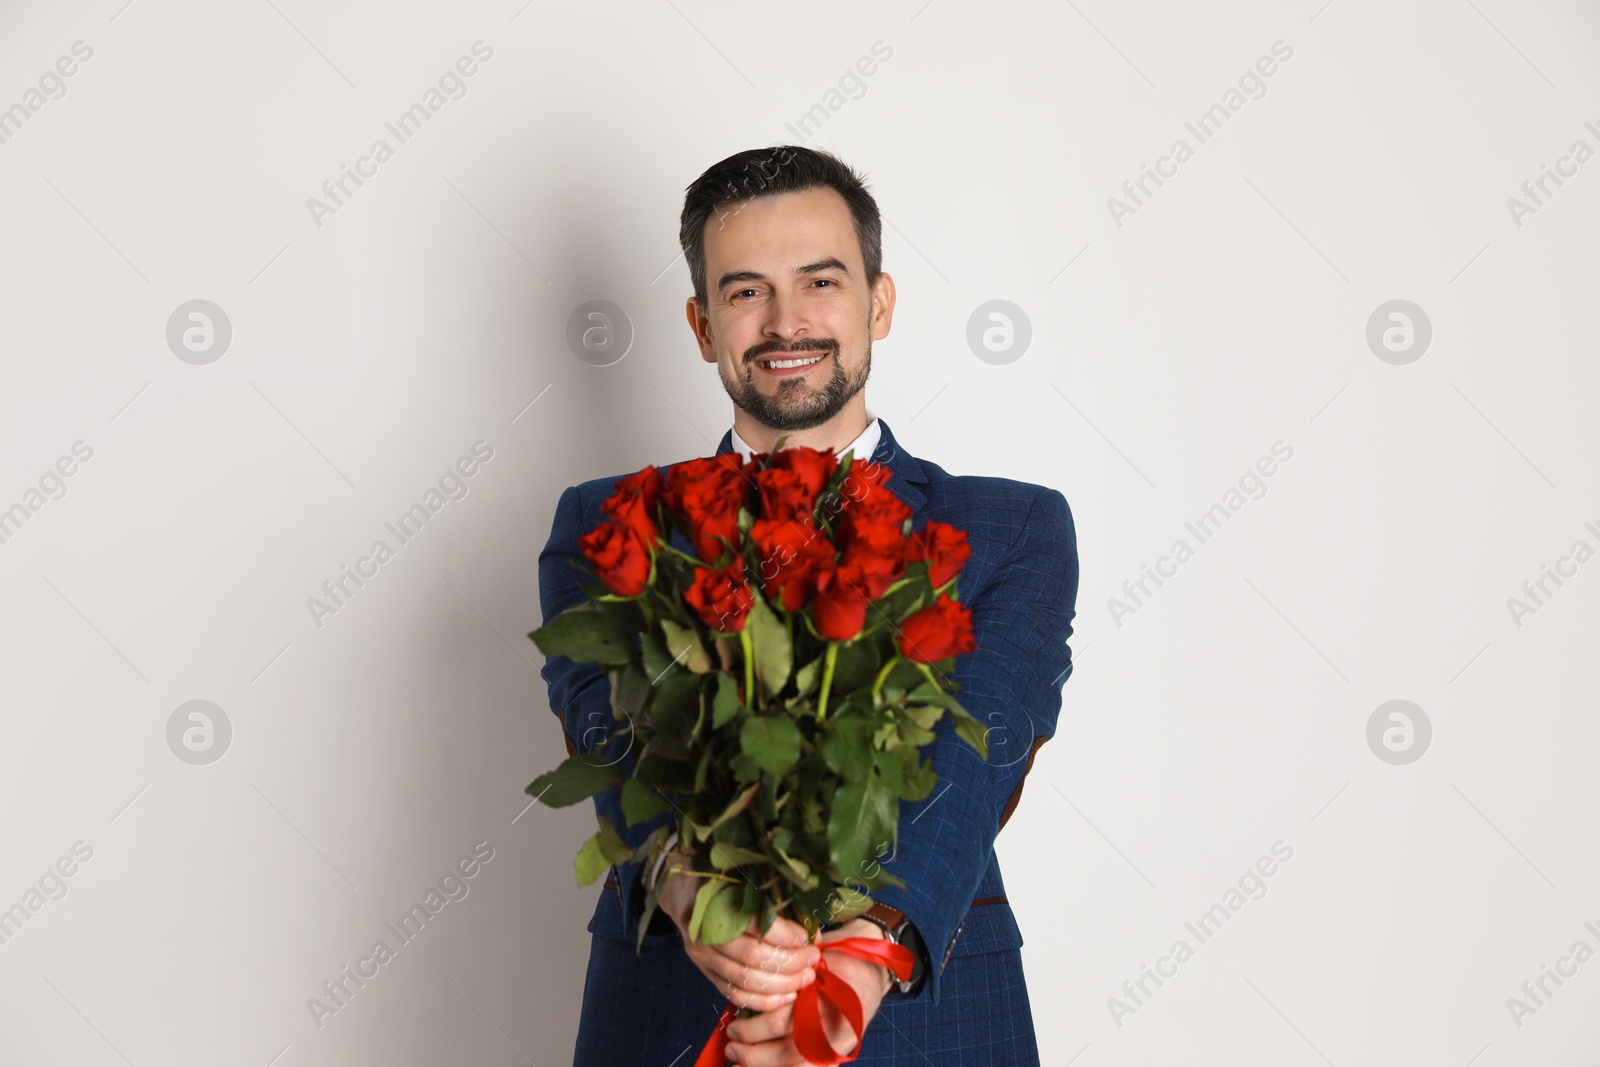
[601,466,664,546]
[835,468,911,553]
[770,446,836,499]
[897,595,977,664]
[909,521,971,588]
[841,459,895,505]
[578,522,651,597]
[813,562,870,641]
[841,513,910,559]
[838,542,905,599]
[751,517,835,611]
[811,548,903,641]
[665,455,750,511]
[753,447,839,523]
[665,455,751,563]
[689,507,741,565]
[755,467,816,523]
[685,562,755,633]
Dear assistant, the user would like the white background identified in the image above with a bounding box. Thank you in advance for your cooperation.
[1,1,1597,1064]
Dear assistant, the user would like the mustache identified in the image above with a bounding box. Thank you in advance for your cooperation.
[744,338,835,364]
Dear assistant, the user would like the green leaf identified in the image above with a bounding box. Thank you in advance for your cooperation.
[709,782,760,832]
[829,639,877,695]
[640,631,676,681]
[740,714,803,777]
[575,836,610,886]
[701,877,753,944]
[693,744,713,794]
[527,755,623,808]
[948,703,990,761]
[873,749,904,798]
[659,619,712,674]
[902,704,943,730]
[793,656,821,698]
[708,842,766,869]
[827,774,898,876]
[829,892,875,923]
[820,717,872,781]
[729,751,761,782]
[575,817,632,885]
[688,878,724,943]
[621,778,670,826]
[745,593,793,699]
[774,842,817,890]
[899,749,938,801]
[712,672,742,728]
[650,671,701,756]
[529,605,633,666]
[610,662,650,719]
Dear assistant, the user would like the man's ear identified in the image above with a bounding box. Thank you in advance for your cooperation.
[685,297,716,363]
[869,272,896,341]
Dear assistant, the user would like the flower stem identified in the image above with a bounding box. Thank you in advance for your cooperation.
[871,654,900,704]
[660,542,705,567]
[816,642,839,721]
[740,627,755,706]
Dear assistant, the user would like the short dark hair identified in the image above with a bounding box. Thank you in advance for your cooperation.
[678,145,883,308]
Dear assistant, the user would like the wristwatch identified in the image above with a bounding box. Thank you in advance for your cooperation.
[854,903,927,995]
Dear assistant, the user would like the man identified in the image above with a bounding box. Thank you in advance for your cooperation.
[539,146,1079,1065]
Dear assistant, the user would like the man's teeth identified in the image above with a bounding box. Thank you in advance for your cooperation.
[763,354,825,369]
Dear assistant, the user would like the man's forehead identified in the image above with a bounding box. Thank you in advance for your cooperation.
[704,187,859,269]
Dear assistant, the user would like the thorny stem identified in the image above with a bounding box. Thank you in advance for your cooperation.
[816,642,839,721]
[740,627,755,706]
[872,654,901,704]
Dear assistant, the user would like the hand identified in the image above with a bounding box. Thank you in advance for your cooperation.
[723,918,893,1066]
[658,856,820,1014]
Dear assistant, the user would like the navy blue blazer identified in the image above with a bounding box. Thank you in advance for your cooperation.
[538,418,1079,1012]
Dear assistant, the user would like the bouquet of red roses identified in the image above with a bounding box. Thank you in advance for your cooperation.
[527,443,983,1057]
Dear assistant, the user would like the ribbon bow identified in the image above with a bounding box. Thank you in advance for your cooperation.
[694,936,914,1066]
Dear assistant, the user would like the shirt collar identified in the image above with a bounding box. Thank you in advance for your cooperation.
[730,412,881,465]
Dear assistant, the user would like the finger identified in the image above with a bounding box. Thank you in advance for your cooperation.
[719,980,798,1015]
[693,950,813,1005]
[726,927,825,972]
[725,1034,804,1067]
[699,941,816,994]
[724,1002,794,1046]
[714,934,820,977]
[686,958,795,1013]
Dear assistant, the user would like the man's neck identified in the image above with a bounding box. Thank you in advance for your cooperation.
[732,397,870,454]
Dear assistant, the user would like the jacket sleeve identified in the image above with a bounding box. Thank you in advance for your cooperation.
[538,484,672,939]
[870,485,1079,1004]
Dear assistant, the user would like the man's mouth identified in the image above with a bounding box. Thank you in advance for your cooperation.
[754,352,828,373]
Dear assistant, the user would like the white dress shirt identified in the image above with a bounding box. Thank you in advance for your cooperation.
[731,411,881,464]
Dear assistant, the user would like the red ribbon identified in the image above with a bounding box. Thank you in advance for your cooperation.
[693,936,914,1066]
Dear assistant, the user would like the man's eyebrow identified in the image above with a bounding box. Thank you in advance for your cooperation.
[716,258,851,294]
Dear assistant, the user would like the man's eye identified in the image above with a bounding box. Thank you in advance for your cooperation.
[736,289,758,299]
[812,279,834,288]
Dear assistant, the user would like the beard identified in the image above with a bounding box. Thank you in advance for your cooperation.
[718,337,872,433]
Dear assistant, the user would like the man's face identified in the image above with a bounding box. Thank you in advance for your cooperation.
[687,186,894,432]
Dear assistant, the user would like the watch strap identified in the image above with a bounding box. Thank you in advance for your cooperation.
[856,903,926,994]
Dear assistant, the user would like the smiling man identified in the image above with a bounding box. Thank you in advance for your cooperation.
[539,146,1080,1065]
